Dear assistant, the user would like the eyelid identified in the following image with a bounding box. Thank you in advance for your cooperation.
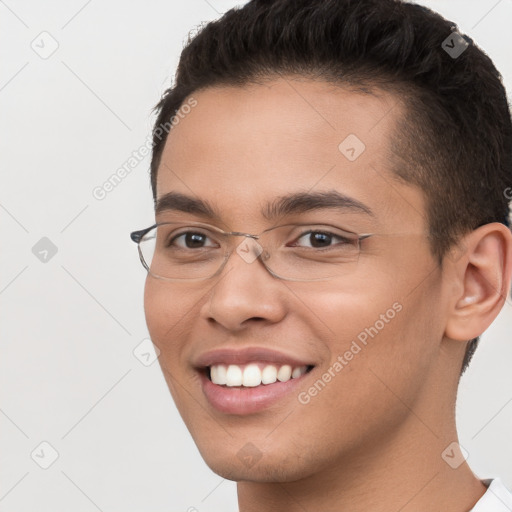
[289,228,357,247]
[156,221,363,239]
[270,226,357,247]
[166,224,223,241]
[262,222,359,236]
[157,221,225,232]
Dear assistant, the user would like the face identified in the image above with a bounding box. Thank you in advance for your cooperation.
[144,77,451,482]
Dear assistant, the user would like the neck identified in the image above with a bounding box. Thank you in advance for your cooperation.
[236,411,487,512]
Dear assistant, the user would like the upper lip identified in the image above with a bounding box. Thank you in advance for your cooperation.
[193,346,315,369]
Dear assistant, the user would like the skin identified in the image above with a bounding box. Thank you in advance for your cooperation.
[144,76,512,512]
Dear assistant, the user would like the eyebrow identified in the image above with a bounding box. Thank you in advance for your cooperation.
[155,190,374,221]
[263,190,374,220]
[156,191,219,219]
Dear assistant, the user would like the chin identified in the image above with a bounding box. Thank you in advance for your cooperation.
[195,441,322,483]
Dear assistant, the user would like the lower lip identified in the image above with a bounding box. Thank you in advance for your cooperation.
[199,370,311,415]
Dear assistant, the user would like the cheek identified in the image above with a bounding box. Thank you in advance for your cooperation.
[144,280,172,355]
[143,278,199,369]
[143,278,205,416]
[143,278,171,339]
[300,258,443,399]
[285,285,437,440]
[144,277,196,334]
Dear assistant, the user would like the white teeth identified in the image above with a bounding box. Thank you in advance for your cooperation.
[277,364,292,382]
[291,366,303,379]
[209,363,309,386]
[210,364,227,385]
[225,365,243,387]
[242,364,261,387]
[261,365,278,384]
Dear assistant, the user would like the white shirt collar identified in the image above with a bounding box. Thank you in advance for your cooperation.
[470,478,512,511]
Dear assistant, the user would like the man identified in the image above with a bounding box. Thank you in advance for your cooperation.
[131,0,512,510]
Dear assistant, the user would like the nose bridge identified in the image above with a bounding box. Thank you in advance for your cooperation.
[203,232,286,330]
[225,228,276,268]
[228,230,259,239]
[214,234,269,283]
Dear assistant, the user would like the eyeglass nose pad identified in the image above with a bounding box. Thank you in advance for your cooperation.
[257,249,279,277]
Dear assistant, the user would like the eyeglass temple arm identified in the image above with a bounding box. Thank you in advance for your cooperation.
[130,224,157,244]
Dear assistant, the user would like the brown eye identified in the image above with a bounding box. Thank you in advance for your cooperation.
[170,231,217,249]
[294,230,351,249]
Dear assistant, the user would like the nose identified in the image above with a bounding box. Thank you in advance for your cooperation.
[200,240,288,332]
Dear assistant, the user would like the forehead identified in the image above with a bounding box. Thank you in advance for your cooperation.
[156,77,426,232]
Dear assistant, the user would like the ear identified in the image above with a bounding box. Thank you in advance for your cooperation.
[445,223,512,341]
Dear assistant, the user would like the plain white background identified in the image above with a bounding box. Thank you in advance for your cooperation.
[1,1,511,511]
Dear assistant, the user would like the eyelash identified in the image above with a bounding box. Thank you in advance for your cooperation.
[169,229,352,250]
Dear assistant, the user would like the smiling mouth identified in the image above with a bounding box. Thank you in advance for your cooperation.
[203,362,315,387]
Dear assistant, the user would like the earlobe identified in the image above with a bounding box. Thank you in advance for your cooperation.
[445,223,512,341]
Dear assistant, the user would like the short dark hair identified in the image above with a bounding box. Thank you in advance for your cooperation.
[149,0,512,374]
